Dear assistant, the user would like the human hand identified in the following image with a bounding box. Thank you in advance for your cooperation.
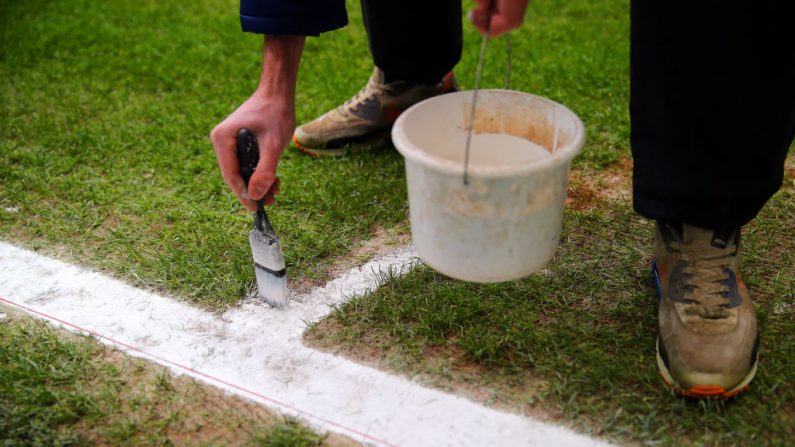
[210,35,304,213]
[470,0,530,37]
[211,92,293,212]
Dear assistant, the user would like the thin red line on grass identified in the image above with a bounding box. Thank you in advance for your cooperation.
[0,295,396,447]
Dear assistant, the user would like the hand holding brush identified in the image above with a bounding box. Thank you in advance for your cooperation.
[236,128,288,308]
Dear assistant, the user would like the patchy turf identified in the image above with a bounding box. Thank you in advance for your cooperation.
[0,306,352,447]
[306,160,795,446]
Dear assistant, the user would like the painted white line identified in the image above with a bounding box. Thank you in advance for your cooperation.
[0,241,611,447]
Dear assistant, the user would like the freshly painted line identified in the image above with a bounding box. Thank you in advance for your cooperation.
[0,241,611,447]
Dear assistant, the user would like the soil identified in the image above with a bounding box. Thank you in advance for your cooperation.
[566,158,633,211]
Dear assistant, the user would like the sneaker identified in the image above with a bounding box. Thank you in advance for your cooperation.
[653,221,759,399]
[292,67,458,156]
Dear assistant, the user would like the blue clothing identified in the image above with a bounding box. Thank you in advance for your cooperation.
[240,0,348,36]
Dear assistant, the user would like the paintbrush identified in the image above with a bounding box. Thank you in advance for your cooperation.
[236,128,288,308]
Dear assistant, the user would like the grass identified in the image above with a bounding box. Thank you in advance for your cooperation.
[307,167,795,446]
[0,307,349,446]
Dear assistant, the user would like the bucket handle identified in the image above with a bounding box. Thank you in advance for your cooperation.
[463,19,520,184]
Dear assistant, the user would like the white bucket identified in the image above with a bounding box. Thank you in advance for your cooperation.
[392,89,585,283]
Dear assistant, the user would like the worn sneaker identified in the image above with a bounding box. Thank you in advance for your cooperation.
[292,67,458,156]
[653,221,759,399]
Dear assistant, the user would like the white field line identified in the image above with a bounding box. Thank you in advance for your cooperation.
[0,241,611,447]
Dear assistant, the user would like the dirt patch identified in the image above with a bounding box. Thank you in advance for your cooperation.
[566,158,633,211]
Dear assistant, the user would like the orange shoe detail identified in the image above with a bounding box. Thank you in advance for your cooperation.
[442,71,455,92]
[671,383,750,400]
[657,262,669,283]
[738,272,748,292]
[292,134,318,157]
[684,385,726,397]
[383,104,402,123]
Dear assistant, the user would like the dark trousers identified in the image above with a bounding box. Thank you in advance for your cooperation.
[361,0,462,84]
[630,1,795,229]
[361,1,795,229]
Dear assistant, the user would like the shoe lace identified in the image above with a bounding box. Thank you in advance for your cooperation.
[340,81,383,116]
[671,242,735,319]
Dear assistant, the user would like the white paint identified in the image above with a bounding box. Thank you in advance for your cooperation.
[0,241,611,447]
[436,132,550,167]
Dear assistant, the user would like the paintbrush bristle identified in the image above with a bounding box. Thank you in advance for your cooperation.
[254,267,288,308]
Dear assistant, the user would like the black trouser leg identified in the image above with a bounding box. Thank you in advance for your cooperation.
[630,1,795,229]
[360,0,462,84]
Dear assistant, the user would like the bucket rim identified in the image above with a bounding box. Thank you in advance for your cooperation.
[392,89,586,178]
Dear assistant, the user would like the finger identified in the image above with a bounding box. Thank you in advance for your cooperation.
[211,124,256,212]
[468,9,488,34]
[238,195,257,212]
[248,135,281,200]
[249,162,277,200]
[489,0,528,36]
[489,15,519,37]
[262,177,280,206]
[472,0,494,15]
[270,177,281,196]
[263,192,276,206]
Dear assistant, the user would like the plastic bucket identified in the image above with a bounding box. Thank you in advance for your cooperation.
[392,89,585,282]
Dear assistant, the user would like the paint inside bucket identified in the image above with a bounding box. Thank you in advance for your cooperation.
[429,131,550,167]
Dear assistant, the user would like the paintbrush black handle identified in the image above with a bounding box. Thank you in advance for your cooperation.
[236,128,276,236]
[236,128,259,187]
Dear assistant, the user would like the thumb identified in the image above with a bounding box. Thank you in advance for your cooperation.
[248,145,279,201]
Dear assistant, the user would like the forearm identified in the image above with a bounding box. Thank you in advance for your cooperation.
[256,35,305,102]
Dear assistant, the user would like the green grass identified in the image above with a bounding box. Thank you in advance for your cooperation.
[0,308,344,446]
[308,179,795,445]
[257,419,326,447]
[0,0,630,308]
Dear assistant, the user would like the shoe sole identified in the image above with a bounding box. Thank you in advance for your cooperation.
[655,338,757,399]
[292,129,392,157]
[652,261,758,400]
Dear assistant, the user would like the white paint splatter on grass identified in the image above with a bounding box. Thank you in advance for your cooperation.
[0,241,611,447]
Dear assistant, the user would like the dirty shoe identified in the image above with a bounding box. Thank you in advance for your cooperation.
[292,68,457,156]
[653,221,759,399]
